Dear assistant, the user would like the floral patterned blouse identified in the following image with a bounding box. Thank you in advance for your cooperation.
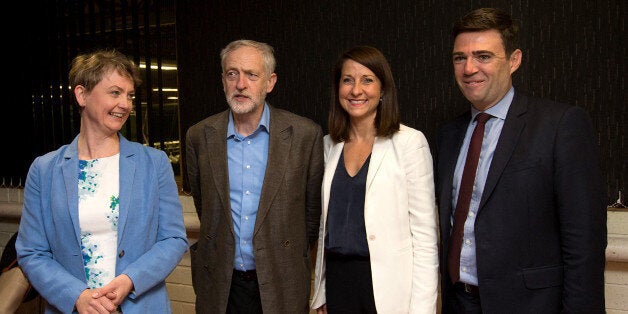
[78,154,120,288]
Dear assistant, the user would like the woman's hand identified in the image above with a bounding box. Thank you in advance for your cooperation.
[91,274,134,309]
[75,288,117,313]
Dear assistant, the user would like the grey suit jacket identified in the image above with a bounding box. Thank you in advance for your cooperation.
[435,91,606,314]
[185,105,324,313]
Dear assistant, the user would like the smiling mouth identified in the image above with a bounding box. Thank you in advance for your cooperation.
[349,99,368,105]
[464,80,485,86]
[110,112,125,118]
[462,74,487,85]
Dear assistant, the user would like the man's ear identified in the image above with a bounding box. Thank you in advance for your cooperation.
[266,73,277,93]
[509,49,522,74]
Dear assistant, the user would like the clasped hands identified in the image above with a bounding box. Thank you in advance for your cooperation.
[75,274,134,314]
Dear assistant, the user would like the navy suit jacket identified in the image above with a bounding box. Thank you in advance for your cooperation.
[435,91,606,313]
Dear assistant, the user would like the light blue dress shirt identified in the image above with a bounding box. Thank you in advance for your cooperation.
[452,87,514,285]
[227,103,270,271]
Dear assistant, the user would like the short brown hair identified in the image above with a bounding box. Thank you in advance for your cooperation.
[69,49,141,93]
[69,49,141,113]
[453,7,520,56]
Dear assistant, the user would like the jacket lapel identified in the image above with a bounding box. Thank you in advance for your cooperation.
[62,136,82,248]
[255,107,291,235]
[441,115,470,210]
[479,92,528,210]
[437,113,471,240]
[117,135,136,243]
[205,111,233,234]
[366,137,389,193]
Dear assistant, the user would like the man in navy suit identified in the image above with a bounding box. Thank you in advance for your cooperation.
[435,7,607,313]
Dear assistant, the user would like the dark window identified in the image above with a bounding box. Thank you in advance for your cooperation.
[4,0,181,188]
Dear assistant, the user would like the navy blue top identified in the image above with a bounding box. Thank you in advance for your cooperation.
[325,150,371,257]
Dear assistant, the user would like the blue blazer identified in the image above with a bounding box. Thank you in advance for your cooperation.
[16,134,189,314]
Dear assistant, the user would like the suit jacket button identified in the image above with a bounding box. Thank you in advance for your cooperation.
[283,240,290,247]
[118,250,125,258]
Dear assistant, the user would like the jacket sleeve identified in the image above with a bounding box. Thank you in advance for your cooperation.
[16,157,89,313]
[555,106,606,312]
[403,130,439,313]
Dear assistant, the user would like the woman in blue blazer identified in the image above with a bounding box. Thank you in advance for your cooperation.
[15,49,188,313]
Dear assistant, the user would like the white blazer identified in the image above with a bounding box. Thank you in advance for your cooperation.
[310,124,438,314]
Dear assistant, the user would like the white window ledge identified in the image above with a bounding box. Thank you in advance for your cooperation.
[1,189,626,262]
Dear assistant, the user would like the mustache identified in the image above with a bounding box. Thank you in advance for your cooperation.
[228,92,250,99]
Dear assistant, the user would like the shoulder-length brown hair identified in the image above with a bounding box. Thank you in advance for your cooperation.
[328,45,400,143]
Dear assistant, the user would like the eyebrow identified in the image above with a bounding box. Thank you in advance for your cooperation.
[472,50,496,56]
[341,74,375,78]
[108,85,124,91]
[452,50,496,56]
[225,68,260,75]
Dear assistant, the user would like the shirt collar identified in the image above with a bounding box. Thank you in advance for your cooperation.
[471,86,514,121]
[227,103,270,139]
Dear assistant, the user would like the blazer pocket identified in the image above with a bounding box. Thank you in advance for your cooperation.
[503,159,540,174]
[283,164,306,184]
[522,265,563,289]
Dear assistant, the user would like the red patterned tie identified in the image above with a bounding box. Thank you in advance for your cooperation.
[448,112,492,283]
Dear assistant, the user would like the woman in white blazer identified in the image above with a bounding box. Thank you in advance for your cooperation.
[310,46,438,313]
